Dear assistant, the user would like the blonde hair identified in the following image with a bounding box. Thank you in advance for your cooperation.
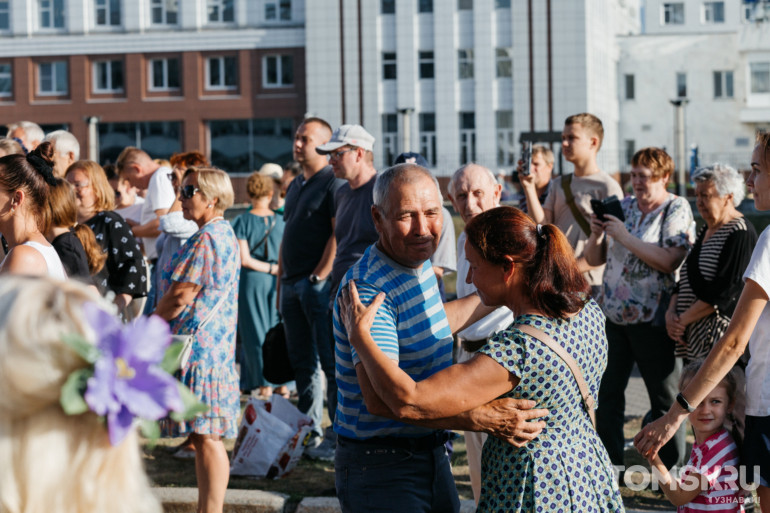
[246,172,273,200]
[565,112,604,150]
[184,167,234,213]
[0,276,161,513]
[65,160,116,212]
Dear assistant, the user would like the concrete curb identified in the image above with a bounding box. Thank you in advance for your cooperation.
[154,487,287,512]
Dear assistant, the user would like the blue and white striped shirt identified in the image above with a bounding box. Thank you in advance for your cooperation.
[333,244,454,439]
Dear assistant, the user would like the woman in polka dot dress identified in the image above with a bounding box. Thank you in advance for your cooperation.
[339,206,624,512]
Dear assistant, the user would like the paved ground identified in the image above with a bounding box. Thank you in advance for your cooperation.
[625,363,652,417]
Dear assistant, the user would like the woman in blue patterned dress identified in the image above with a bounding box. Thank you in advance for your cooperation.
[339,206,623,512]
[156,167,240,513]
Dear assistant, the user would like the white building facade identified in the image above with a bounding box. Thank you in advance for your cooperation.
[305,0,640,176]
[619,0,768,172]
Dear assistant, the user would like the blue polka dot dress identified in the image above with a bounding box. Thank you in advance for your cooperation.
[477,299,624,512]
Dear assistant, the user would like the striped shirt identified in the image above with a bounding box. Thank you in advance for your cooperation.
[678,429,744,513]
[332,244,454,439]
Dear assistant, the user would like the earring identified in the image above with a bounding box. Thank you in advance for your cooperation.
[207,204,212,209]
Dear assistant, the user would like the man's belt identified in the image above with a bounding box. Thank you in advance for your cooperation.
[461,337,488,353]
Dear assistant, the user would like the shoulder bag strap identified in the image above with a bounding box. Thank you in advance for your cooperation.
[249,215,276,260]
[516,323,596,426]
[657,197,673,246]
[560,174,591,237]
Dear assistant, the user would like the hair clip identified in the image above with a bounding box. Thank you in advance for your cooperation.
[60,302,207,446]
[536,224,545,239]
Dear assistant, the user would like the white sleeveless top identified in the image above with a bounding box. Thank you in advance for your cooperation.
[20,241,68,280]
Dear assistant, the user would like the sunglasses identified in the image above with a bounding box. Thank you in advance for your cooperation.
[180,185,201,199]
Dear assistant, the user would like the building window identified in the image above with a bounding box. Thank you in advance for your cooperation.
[676,72,687,98]
[95,0,120,26]
[625,140,636,166]
[418,0,432,13]
[0,63,11,96]
[93,60,124,93]
[206,56,237,90]
[419,113,436,167]
[460,112,476,163]
[383,52,397,80]
[151,0,178,25]
[495,0,511,7]
[208,0,234,22]
[419,51,434,79]
[38,61,68,95]
[40,0,65,28]
[210,118,293,173]
[751,63,770,94]
[458,49,474,79]
[148,57,180,91]
[625,74,635,100]
[98,121,181,165]
[496,48,512,78]
[0,1,10,30]
[744,2,758,22]
[265,0,291,21]
[702,1,724,23]
[382,114,398,167]
[496,111,514,167]
[713,70,733,98]
[381,0,395,14]
[458,0,472,10]
[263,55,293,88]
[662,3,684,25]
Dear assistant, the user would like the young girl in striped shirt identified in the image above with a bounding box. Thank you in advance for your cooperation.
[648,361,745,512]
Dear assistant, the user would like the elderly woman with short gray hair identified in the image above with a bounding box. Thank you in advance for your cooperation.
[666,163,758,360]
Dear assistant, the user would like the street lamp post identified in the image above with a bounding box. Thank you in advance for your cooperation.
[670,99,688,197]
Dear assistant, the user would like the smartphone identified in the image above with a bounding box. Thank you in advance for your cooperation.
[520,141,533,176]
[590,195,625,222]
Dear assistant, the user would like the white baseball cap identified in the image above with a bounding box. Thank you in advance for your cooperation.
[257,163,283,181]
[316,124,375,154]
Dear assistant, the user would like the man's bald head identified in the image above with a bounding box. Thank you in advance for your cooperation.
[447,163,502,224]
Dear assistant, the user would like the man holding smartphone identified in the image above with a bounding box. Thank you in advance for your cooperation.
[519,113,623,297]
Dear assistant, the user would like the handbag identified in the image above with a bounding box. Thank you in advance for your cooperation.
[172,284,232,370]
[516,323,596,427]
[262,320,294,384]
[651,199,675,328]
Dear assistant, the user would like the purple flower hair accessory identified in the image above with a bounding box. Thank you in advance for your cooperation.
[60,302,205,446]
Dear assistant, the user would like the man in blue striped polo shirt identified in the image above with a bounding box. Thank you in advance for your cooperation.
[332,164,547,513]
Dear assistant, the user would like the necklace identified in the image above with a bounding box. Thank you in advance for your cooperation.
[202,216,224,228]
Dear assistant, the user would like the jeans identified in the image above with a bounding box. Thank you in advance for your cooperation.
[335,437,460,513]
[596,320,686,469]
[280,276,337,439]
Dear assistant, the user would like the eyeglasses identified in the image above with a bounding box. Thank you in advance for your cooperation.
[328,148,354,160]
[180,185,201,199]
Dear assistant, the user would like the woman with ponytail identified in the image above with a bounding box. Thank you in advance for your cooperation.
[0,141,66,279]
[338,205,623,512]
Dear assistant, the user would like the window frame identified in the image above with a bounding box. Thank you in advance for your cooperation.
[419,112,436,167]
[38,60,68,96]
[205,55,238,91]
[750,62,770,94]
[496,110,514,167]
[0,62,11,97]
[676,71,687,98]
[458,0,473,10]
[458,49,474,80]
[150,0,179,26]
[263,55,294,88]
[625,73,635,100]
[459,112,476,164]
[207,0,234,23]
[95,0,121,27]
[713,70,734,99]
[495,0,511,7]
[264,0,291,21]
[148,57,181,92]
[39,0,65,29]
[662,2,685,25]
[382,52,397,80]
[418,0,432,13]
[495,47,512,78]
[381,0,395,14]
[702,1,725,23]
[418,51,434,79]
[0,1,10,30]
[93,59,124,93]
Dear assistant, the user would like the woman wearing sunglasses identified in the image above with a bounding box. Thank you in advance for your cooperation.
[65,160,148,315]
[155,167,240,513]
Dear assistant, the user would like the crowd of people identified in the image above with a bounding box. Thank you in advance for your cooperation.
[1,113,769,513]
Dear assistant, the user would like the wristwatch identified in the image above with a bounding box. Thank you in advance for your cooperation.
[309,274,321,284]
[675,392,695,413]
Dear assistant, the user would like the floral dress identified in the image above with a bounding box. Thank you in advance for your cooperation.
[477,300,624,512]
[160,219,240,438]
[600,194,694,325]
